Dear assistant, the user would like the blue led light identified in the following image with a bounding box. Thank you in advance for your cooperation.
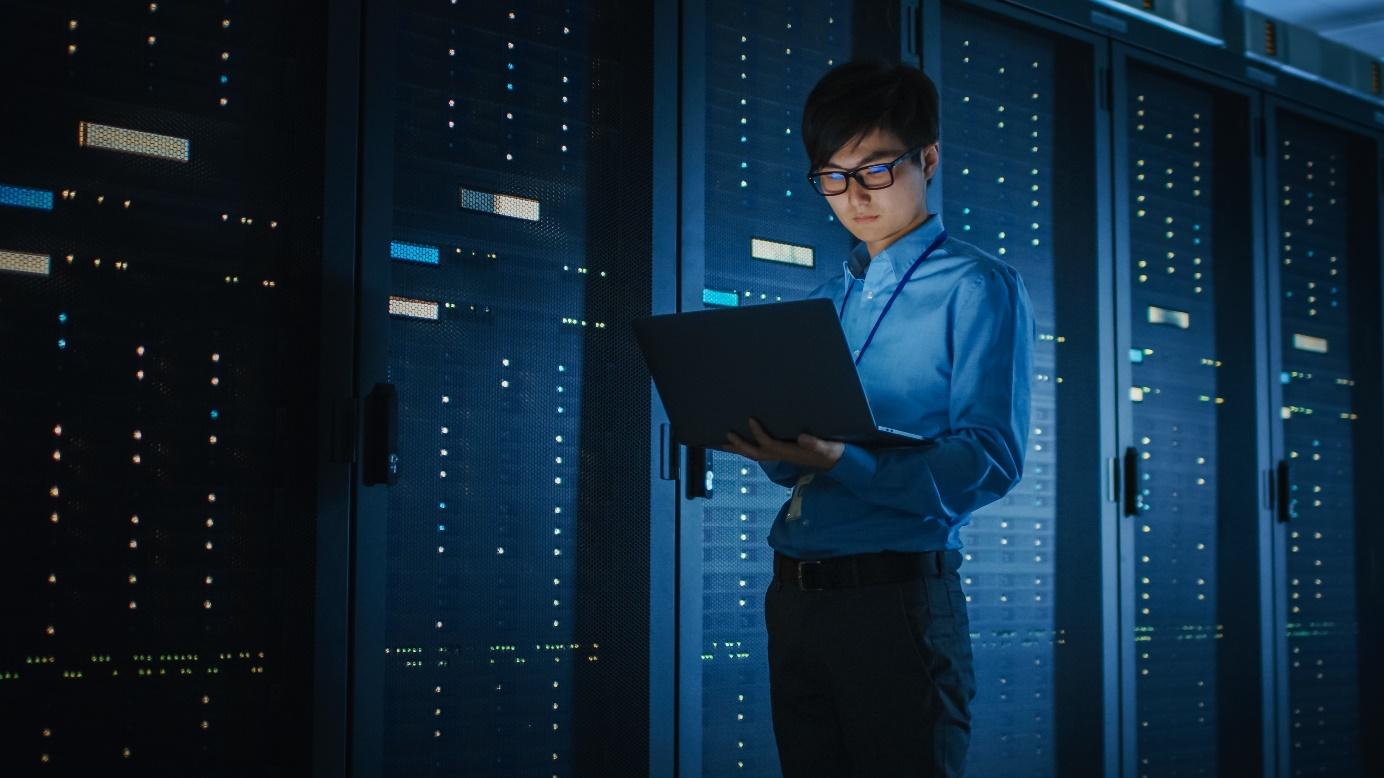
[390,240,440,265]
[439,501,447,509]
[219,75,228,84]
[58,313,68,323]
[702,288,739,308]
[0,183,54,211]
[210,410,220,420]
[57,338,67,349]
[1130,348,1144,364]
[506,83,514,91]
[1281,371,1290,384]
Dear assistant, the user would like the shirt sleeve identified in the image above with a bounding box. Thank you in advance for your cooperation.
[822,265,1035,525]
[758,459,805,488]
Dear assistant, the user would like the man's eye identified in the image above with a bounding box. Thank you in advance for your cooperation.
[865,165,889,175]
[824,172,847,180]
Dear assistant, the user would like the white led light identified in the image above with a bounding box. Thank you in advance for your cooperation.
[389,296,440,320]
[750,238,814,268]
[1147,305,1190,329]
[0,250,50,276]
[79,121,189,162]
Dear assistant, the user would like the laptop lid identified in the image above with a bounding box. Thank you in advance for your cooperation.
[632,298,920,450]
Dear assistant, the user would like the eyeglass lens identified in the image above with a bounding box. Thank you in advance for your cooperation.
[816,164,893,195]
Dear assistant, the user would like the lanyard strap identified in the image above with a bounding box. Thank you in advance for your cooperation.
[839,229,949,366]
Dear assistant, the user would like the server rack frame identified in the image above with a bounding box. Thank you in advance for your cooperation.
[314,0,368,775]
[928,2,1121,774]
[1261,93,1384,778]
[983,0,1384,134]
[1111,40,1276,778]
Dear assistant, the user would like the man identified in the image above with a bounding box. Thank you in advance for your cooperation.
[723,59,1035,777]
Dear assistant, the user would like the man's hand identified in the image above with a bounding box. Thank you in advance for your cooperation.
[724,417,845,470]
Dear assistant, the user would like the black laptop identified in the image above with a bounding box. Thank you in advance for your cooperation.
[631,298,932,451]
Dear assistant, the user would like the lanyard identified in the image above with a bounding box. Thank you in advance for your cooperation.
[839,229,949,366]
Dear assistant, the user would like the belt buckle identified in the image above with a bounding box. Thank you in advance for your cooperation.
[796,560,823,591]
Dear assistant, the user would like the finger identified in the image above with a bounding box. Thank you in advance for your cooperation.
[725,432,758,459]
[804,436,838,463]
[749,419,802,462]
[725,431,747,456]
[748,418,777,448]
[746,417,763,441]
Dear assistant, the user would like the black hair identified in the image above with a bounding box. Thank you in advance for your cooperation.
[801,59,940,172]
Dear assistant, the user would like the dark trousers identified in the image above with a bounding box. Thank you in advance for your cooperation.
[764,551,976,777]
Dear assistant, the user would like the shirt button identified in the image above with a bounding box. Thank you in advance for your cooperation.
[853,349,861,359]
[866,291,874,300]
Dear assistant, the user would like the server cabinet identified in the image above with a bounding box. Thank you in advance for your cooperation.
[1110,48,1273,778]
[675,3,858,775]
[676,0,1115,774]
[5,2,1383,777]
[1264,102,1383,778]
[933,4,1113,776]
[348,1,658,775]
[0,1,327,774]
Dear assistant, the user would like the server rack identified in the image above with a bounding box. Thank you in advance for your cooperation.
[1,2,1380,777]
[0,1,328,774]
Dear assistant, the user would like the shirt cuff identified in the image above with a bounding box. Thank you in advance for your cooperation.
[825,442,877,488]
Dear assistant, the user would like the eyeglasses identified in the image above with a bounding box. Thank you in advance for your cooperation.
[806,144,929,196]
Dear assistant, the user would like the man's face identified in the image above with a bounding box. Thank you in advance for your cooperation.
[817,127,938,247]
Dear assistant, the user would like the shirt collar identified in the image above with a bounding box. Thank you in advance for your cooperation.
[843,212,946,285]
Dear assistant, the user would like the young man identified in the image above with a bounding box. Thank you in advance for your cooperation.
[723,60,1035,777]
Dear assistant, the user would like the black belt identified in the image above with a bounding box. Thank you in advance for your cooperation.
[774,549,956,592]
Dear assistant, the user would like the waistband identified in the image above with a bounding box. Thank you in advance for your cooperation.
[773,549,961,591]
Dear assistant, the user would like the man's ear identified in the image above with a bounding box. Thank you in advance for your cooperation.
[922,142,941,182]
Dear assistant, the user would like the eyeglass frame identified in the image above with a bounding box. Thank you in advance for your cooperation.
[805,143,933,196]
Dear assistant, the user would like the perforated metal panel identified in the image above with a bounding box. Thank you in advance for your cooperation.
[1124,64,1223,776]
[695,3,854,775]
[1275,110,1364,777]
[376,2,653,774]
[0,1,323,773]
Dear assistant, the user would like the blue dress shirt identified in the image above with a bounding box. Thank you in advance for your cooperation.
[760,212,1035,559]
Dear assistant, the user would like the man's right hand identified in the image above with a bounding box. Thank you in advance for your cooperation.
[724,417,845,471]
